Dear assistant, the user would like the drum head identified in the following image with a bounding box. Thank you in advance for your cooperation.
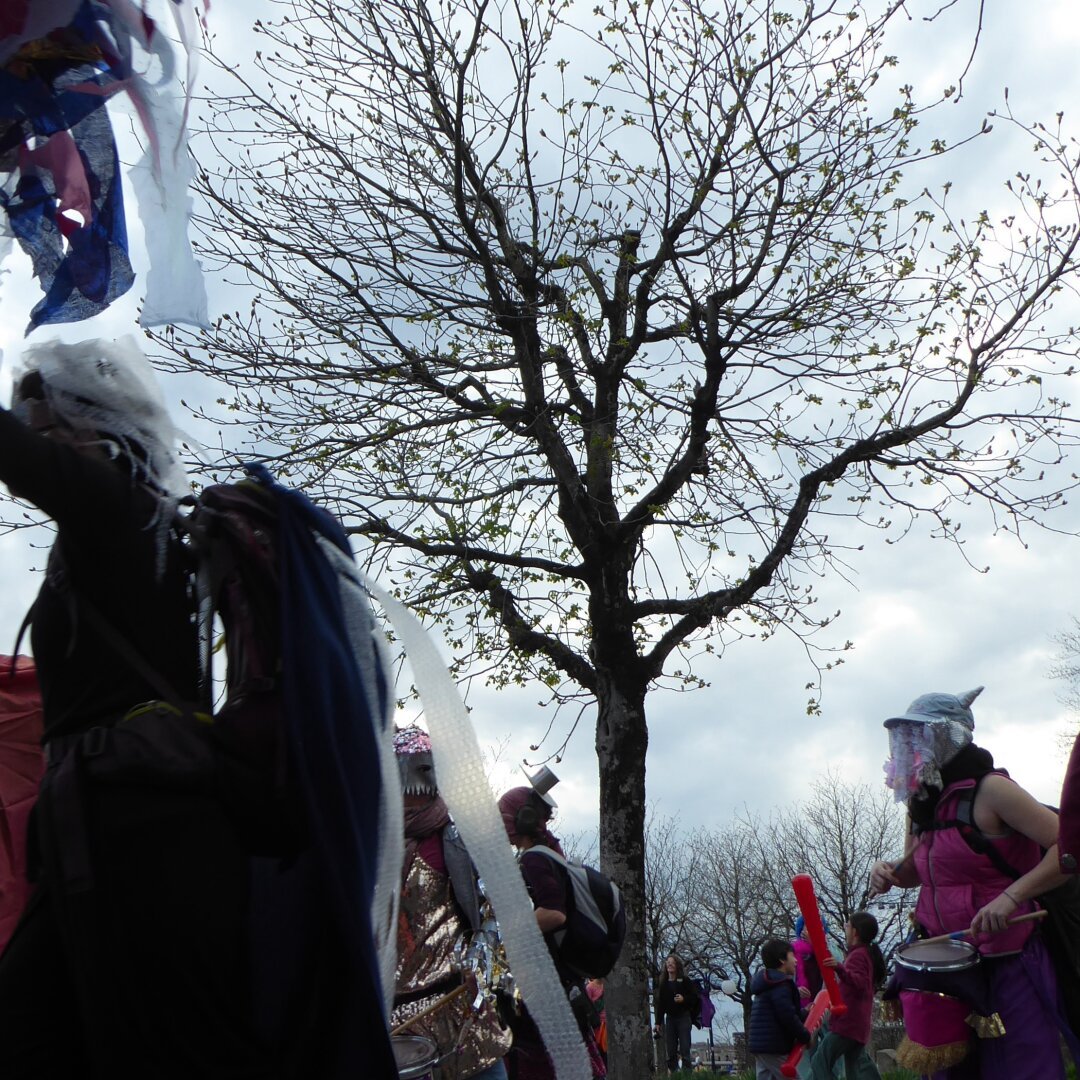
[392,1034,438,1080]
[896,939,978,972]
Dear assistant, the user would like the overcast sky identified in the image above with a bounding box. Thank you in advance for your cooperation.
[2,0,1079,854]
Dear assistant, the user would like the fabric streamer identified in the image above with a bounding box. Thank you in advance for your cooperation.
[249,462,397,1077]
[2,56,135,329]
[0,0,208,331]
[129,89,209,328]
[314,535,403,1015]
[368,580,591,1080]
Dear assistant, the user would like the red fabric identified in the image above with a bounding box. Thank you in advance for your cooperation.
[1060,732,1080,873]
[415,833,446,875]
[0,656,43,955]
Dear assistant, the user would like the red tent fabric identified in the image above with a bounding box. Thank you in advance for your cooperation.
[0,655,43,954]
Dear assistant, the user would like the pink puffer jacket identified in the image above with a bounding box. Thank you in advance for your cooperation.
[913,776,1042,956]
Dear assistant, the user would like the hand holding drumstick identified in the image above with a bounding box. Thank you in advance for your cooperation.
[919,908,1047,947]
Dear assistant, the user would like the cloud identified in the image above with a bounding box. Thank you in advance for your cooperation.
[1,0,1078,853]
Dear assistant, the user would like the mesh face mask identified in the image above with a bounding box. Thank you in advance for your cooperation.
[883,687,983,803]
[11,337,189,574]
[884,722,940,801]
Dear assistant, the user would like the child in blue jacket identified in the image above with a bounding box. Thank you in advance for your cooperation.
[749,939,812,1080]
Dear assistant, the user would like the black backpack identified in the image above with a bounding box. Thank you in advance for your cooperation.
[527,845,626,978]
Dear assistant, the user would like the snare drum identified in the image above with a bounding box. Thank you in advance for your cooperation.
[895,939,978,973]
[391,1034,439,1080]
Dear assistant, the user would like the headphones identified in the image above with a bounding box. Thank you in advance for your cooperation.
[514,796,547,840]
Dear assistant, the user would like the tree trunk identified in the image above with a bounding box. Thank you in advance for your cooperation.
[596,677,651,1080]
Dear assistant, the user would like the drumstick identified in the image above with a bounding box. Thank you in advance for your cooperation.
[916,909,1048,947]
[390,982,470,1035]
[791,875,847,1016]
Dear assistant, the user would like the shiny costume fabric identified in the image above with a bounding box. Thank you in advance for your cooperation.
[393,848,511,1080]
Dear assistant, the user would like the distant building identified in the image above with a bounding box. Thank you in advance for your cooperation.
[691,1038,741,1072]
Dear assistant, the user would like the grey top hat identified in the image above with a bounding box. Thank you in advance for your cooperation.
[521,764,560,808]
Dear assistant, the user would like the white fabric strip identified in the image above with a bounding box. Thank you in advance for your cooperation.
[367,580,590,1080]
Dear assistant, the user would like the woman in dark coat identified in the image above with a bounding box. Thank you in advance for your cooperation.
[654,954,699,1071]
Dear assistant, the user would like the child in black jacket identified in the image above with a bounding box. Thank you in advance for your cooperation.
[748,939,812,1080]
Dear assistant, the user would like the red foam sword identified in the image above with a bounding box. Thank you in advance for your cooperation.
[781,987,830,1078]
[791,874,846,1017]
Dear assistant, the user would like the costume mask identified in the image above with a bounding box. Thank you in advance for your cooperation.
[883,687,983,802]
[393,724,438,796]
[12,336,188,500]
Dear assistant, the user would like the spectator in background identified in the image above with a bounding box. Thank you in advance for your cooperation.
[792,916,824,1006]
[654,954,699,1072]
[585,977,607,1062]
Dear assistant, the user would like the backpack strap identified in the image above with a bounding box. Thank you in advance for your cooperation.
[74,590,188,709]
[527,846,612,942]
[30,540,189,708]
[929,774,1025,881]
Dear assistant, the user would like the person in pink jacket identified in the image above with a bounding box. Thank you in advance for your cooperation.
[811,912,885,1078]
[871,686,1080,1077]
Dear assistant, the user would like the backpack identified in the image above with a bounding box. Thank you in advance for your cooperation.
[527,845,626,978]
[930,772,1080,1036]
[687,977,714,1029]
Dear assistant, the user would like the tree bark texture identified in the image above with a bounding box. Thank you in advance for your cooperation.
[596,676,651,1080]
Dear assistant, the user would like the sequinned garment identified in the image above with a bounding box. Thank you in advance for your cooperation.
[393,848,511,1080]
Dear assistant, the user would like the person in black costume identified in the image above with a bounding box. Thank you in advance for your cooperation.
[0,339,339,1078]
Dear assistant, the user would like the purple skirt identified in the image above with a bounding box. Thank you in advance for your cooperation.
[923,934,1078,1079]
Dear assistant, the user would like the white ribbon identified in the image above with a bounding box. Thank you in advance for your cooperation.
[368,580,590,1080]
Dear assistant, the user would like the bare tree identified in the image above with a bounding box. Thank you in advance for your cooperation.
[690,818,791,1035]
[685,778,914,1039]
[643,812,700,982]
[1051,618,1080,751]
[154,0,1080,1073]
[755,774,915,957]
[560,828,599,867]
